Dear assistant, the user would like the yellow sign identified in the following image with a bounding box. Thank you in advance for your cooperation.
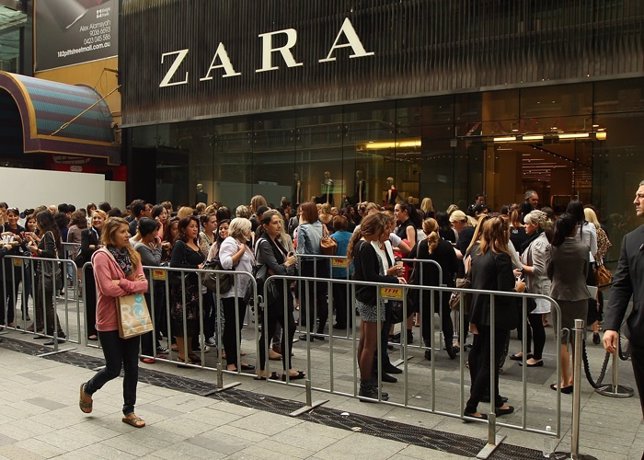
[12,258,23,267]
[151,269,167,281]
[332,258,348,268]
[380,286,403,301]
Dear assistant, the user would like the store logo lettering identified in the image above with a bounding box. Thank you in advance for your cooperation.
[159,18,374,88]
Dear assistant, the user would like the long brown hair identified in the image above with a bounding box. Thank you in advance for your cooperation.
[101,217,141,268]
[347,212,390,263]
[478,217,510,255]
[466,214,490,255]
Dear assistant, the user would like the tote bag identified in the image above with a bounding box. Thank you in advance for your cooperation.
[116,293,154,339]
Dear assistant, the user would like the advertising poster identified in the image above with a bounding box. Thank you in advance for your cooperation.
[35,0,118,71]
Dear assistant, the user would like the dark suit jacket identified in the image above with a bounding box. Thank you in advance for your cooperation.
[547,238,591,301]
[469,250,518,330]
[78,227,100,267]
[604,225,644,346]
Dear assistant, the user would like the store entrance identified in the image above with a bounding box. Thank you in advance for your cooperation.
[480,135,600,213]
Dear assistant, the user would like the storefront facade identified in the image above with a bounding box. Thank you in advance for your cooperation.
[121,0,644,244]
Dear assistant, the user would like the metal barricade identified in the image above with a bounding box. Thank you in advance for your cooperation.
[260,273,564,455]
[293,253,446,351]
[78,263,259,392]
[3,253,589,455]
[2,254,81,354]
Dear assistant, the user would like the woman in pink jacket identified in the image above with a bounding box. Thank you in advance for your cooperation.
[79,217,148,428]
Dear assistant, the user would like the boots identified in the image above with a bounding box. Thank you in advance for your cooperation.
[359,380,389,402]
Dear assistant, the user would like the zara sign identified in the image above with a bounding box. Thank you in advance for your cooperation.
[159,18,374,88]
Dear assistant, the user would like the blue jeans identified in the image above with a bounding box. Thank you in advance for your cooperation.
[85,330,140,415]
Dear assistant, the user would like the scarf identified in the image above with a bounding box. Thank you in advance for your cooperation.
[520,229,541,255]
[107,246,132,276]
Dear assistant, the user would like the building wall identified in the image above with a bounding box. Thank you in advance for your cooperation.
[0,166,125,210]
[121,0,644,127]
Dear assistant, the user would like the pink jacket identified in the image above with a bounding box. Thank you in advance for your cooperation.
[91,248,148,332]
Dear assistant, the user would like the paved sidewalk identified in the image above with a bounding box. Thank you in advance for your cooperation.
[0,346,470,460]
[1,300,644,459]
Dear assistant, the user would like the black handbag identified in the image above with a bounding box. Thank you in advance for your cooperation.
[40,232,63,291]
[43,261,63,291]
[202,258,234,293]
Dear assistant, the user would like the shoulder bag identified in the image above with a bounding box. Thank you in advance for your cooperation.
[116,292,154,339]
[202,257,234,293]
[595,264,613,288]
[42,231,64,291]
[320,225,338,256]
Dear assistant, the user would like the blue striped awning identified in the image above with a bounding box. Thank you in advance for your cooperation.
[0,71,119,164]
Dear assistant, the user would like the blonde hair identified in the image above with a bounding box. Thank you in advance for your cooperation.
[420,197,434,214]
[235,205,251,218]
[583,207,600,230]
[229,217,251,240]
[91,209,108,221]
[422,218,440,253]
[101,217,141,269]
[524,210,551,231]
[177,206,194,219]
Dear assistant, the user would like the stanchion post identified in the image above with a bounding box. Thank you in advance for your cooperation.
[553,319,598,460]
[595,332,634,398]
[571,319,584,458]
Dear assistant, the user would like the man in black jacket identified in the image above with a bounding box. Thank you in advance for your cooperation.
[603,179,644,416]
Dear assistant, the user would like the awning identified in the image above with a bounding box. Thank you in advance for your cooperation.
[0,71,119,164]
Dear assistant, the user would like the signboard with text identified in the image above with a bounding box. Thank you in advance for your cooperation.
[34,0,118,71]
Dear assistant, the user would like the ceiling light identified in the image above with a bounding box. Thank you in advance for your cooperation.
[559,133,590,139]
[362,139,422,150]
[522,135,544,141]
[493,136,516,142]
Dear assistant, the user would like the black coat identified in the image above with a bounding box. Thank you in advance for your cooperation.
[604,225,644,346]
[469,249,519,330]
[78,227,101,267]
[352,240,398,305]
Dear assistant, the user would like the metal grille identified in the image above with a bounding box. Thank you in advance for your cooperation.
[121,0,644,127]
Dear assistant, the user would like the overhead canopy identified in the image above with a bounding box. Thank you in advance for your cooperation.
[0,71,119,164]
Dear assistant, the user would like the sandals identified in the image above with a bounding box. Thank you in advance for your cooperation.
[79,383,93,414]
[254,371,279,381]
[463,412,487,423]
[122,413,145,428]
[281,370,305,381]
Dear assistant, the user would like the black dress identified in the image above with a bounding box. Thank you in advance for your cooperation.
[79,227,101,337]
[415,238,458,349]
[170,240,205,337]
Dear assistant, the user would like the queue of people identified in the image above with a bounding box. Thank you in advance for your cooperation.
[0,185,631,424]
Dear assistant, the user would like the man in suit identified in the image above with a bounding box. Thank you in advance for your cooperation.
[603,179,644,416]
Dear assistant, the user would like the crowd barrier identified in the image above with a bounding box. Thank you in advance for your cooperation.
[1,253,607,457]
[0,254,81,354]
[294,254,446,350]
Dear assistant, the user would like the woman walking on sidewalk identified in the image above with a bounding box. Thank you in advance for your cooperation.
[79,217,148,428]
